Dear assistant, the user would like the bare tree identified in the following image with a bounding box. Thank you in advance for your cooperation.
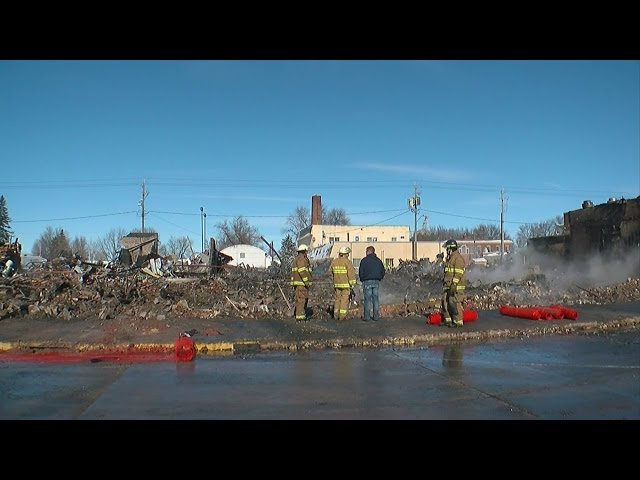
[32,227,72,260]
[282,206,311,239]
[516,215,564,248]
[96,227,128,262]
[216,216,261,249]
[324,207,350,225]
[165,236,192,259]
[471,223,502,240]
[282,205,351,239]
[71,236,90,260]
[417,224,511,242]
[90,239,107,262]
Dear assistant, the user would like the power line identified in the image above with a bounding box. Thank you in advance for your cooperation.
[423,208,541,225]
[147,213,200,237]
[146,208,407,218]
[1,178,636,197]
[9,207,549,226]
[12,211,137,223]
[324,210,411,236]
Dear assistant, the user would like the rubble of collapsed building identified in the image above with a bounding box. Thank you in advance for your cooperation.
[529,196,640,260]
[1,241,639,323]
[2,201,639,323]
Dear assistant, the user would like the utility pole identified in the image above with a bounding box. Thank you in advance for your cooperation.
[139,180,149,233]
[408,184,421,261]
[500,188,505,265]
[200,207,204,253]
[203,212,207,253]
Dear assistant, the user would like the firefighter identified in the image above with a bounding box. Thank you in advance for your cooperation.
[1,256,15,278]
[290,244,313,321]
[441,239,466,327]
[329,246,357,320]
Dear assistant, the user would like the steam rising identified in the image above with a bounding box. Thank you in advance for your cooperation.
[467,249,640,293]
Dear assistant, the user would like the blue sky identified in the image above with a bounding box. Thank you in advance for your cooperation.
[1,60,638,255]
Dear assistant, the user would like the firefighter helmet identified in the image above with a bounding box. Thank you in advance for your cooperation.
[297,244,308,252]
[443,239,458,250]
[339,246,351,255]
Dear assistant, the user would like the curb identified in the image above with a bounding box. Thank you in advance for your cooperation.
[1,317,639,358]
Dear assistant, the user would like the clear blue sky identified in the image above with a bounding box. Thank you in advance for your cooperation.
[1,60,638,255]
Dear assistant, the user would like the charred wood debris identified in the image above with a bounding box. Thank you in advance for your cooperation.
[0,254,639,322]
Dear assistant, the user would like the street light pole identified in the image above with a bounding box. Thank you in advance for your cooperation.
[200,206,204,252]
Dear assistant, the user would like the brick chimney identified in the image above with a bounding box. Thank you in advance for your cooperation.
[311,195,322,225]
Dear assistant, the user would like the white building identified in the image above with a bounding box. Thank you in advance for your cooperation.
[220,244,275,269]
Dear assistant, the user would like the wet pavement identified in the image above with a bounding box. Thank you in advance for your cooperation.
[1,301,639,356]
[1,328,638,419]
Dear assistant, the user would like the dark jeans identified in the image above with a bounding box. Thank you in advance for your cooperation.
[363,279,380,321]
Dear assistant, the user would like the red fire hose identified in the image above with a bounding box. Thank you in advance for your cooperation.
[427,309,478,325]
[175,335,197,362]
[500,305,579,321]
[463,309,478,322]
[550,304,579,320]
[499,305,543,320]
[539,307,564,320]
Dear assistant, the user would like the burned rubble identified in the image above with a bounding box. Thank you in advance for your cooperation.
[1,252,639,324]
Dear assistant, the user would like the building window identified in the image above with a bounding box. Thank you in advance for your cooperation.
[372,237,377,242]
[354,236,360,242]
[391,237,397,242]
[239,253,245,259]
[385,258,394,268]
[366,237,372,242]
[400,236,405,240]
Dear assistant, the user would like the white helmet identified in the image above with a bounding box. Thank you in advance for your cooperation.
[297,244,308,252]
[339,246,351,255]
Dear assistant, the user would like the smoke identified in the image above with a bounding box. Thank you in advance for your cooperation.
[466,248,640,294]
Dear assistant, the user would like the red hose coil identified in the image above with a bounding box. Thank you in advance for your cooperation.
[175,336,197,362]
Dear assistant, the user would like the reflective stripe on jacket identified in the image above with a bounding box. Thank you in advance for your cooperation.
[443,250,466,292]
[330,256,357,289]
[290,253,313,287]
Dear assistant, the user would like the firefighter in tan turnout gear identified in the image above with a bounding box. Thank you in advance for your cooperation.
[329,246,357,320]
[290,244,313,321]
[441,239,466,328]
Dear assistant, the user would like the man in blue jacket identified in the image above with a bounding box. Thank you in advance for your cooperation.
[358,246,385,321]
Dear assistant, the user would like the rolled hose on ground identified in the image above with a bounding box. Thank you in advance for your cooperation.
[550,304,579,320]
[175,335,197,362]
[539,307,564,320]
[499,305,547,320]
[427,309,478,325]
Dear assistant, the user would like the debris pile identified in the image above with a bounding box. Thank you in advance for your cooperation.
[1,254,639,323]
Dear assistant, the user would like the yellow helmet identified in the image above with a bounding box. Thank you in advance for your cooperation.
[297,244,308,252]
[339,246,351,255]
